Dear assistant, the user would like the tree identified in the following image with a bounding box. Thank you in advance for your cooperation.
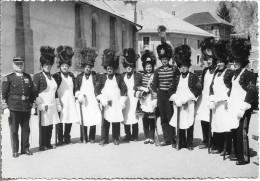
[217,1,232,22]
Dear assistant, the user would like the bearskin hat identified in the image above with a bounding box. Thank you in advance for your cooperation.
[80,47,98,67]
[122,48,140,68]
[157,25,167,43]
[141,49,156,71]
[156,42,173,60]
[228,37,251,68]
[173,44,192,68]
[101,49,120,69]
[200,37,216,63]
[213,40,229,64]
[56,45,74,67]
[40,46,55,66]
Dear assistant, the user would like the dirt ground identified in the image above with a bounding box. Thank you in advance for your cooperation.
[1,111,259,179]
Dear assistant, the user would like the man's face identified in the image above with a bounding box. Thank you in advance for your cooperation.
[145,64,153,73]
[43,63,52,73]
[217,60,225,70]
[13,62,24,73]
[161,57,169,67]
[60,63,69,74]
[179,65,189,73]
[84,64,92,74]
[233,60,241,70]
[106,66,115,75]
[206,49,213,67]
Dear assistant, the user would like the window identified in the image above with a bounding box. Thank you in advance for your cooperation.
[122,24,126,49]
[92,18,96,47]
[143,36,150,46]
[197,40,201,49]
[184,38,188,45]
[110,16,116,50]
[197,55,200,65]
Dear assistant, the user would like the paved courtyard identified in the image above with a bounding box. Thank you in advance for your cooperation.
[1,111,259,179]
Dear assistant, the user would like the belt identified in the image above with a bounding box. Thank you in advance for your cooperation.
[10,95,30,100]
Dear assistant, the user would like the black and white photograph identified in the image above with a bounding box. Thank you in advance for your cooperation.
[0,0,259,179]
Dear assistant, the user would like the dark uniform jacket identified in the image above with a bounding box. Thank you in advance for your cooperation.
[121,71,142,91]
[209,68,234,97]
[53,72,76,95]
[95,73,127,96]
[75,71,100,95]
[33,72,58,98]
[2,72,34,112]
[170,72,202,98]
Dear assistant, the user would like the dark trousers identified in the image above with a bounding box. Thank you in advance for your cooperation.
[143,117,155,140]
[124,123,138,139]
[230,109,251,162]
[157,90,176,143]
[80,125,96,142]
[212,132,232,153]
[201,121,210,144]
[179,124,194,147]
[39,125,53,147]
[9,111,31,153]
[57,123,72,142]
[102,119,120,141]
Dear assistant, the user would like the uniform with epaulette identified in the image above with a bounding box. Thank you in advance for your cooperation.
[227,37,258,165]
[53,46,80,145]
[74,47,101,143]
[96,49,128,146]
[2,56,35,157]
[33,46,61,151]
[121,48,142,142]
[169,45,202,150]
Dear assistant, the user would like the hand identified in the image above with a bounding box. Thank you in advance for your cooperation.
[120,96,127,110]
[3,108,10,117]
[237,109,245,119]
[140,87,149,93]
[38,104,45,112]
[57,104,62,112]
[78,94,84,103]
[36,97,43,105]
[175,99,182,107]
[182,102,188,109]
[31,108,36,115]
[208,101,215,110]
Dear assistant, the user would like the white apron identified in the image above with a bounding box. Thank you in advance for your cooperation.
[211,70,230,132]
[39,73,60,126]
[102,75,124,123]
[76,75,102,126]
[140,74,155,113]
[123,74,139,125]
[169,74,195,129]
[228,69,247,129]
[57,73,80,124]
[195,69,214,122]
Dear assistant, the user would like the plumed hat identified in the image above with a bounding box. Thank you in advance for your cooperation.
[200,37,216,62]
[101,49,120,69]
[141,49,156,70]
[156,42,173,60]
[228,37,251,67]
[173,44,192,68]
[213,40,229,64]
[122,48,140,68]
[56,45,74,67]
[157,25,167,42]
[40,46,55,66]
[80,47,98,67]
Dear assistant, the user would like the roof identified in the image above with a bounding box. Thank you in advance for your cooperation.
[122,7,215,37]
[184,11,234,27]
[79,0,142,29]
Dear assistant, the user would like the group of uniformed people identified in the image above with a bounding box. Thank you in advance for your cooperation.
[2,25,257,166]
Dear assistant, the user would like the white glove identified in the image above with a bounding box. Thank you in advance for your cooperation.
[169,94,177,102]
[57,104,62,112]
[3,108,10,117]
[175,99,182,107]
[240,102,251,111]
[208,101,216,110]
[78,93,84,103]
[120,96,128,110]
[75,91,81,98]
[97,94,108,107]
[31,108,35,115]
[36,97,43,105]
[237,109,245,119]
[140,87,149,93]
[209,95,215,102]
[38,104,45,112]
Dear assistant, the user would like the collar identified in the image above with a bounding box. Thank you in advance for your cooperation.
[108,74,114,80]
[181,71,189,78]
[234,68,243,77]
[14,71,23,76]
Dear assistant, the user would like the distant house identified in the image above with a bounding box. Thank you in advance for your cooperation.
[122,7,215,72]
[184,12,234,40]
[1,1,142,75]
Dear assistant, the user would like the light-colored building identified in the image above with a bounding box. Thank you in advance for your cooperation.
[122,7,215,72]
[184,12,234,40]
[1,0,142,75]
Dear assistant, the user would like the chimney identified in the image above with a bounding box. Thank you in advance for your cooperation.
[124,0,138,23]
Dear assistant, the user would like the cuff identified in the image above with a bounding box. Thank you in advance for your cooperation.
[75,91,81,98]
[240,102,251,111]
[169,94,177,102]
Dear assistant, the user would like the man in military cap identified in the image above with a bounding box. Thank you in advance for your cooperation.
[2,56,35,157]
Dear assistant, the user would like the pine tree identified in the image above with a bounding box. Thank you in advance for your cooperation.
[217,1,232,22]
